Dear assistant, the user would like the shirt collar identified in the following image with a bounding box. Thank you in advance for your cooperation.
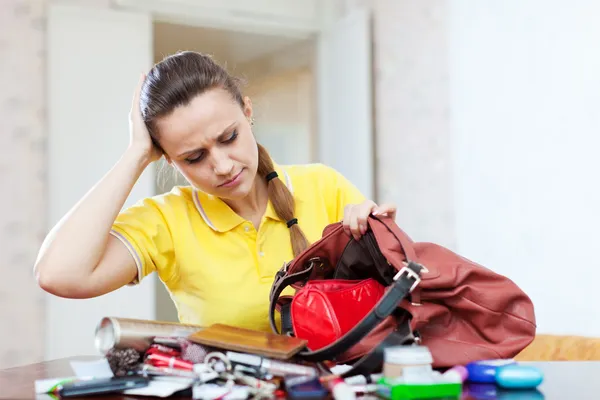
[193,163,293,232]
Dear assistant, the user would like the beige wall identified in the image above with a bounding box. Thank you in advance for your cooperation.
[0,0,114,369]
[0,0,47,369]
[245,67,316,166]
[342,0,457,249]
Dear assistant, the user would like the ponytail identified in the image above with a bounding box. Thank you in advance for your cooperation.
[257,144,309,257]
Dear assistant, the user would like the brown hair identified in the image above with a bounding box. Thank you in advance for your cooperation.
[140,51,309,257]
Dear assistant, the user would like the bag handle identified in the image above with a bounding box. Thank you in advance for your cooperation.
[370,215,418,263]
[269,264,314,334]
[269,259,424,361]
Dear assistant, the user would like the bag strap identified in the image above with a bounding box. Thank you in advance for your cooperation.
[338,320,415,378]
[269,260,424,361]
[269,264,314,334]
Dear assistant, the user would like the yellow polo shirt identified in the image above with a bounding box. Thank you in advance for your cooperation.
[110,163,365,332]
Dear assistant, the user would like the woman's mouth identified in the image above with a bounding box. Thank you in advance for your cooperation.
[219,169,244,188]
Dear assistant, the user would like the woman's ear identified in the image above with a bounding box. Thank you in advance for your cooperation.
[243,96,253,120]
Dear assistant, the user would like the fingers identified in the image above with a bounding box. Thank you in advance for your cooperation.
[342,204,353,237]
[343,200,377,241]
[373,203,397,220]
[342,201,398,241]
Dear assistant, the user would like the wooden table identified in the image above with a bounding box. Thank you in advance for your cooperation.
[1,357,599,399]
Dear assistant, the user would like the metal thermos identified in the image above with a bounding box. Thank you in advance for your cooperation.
[94,316,204,354]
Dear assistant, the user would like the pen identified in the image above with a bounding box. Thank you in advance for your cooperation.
[141,364,198,379]
[225,351,318,377]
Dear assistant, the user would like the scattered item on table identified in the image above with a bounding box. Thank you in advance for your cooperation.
[146,353,194,371]
[285,375,328,399]
[124,376,196,398]
[192,383,250,400]
[226,351,318,377]
[35,359,115,395]
[465,358,544,390]
[321,376,357,400]
[144,343,195,371]
[57,376,150,398]
[141,364,199,380]
[495,364,544,389]
[463,383,545,400]
[187,323,308,360]
[348,383,379,395]
[466,359,517,384]
[147,343,182,357]
[153,336,215,364]
[70,358,115,379]
[371,345,464,400]
[106,347,142,376]
[35,377,79,394]
[441,365,468,383]
[177,338,214,363]
[376,375,462,400]
[95,316,204,354]
[204,351,233,372]
[192,363,221,383]
[383,345,433,380]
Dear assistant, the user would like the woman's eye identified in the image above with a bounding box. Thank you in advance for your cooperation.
[186,153,204,164]
[224,130,238,143]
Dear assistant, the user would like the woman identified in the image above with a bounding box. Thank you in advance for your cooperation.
[34,51,397,332]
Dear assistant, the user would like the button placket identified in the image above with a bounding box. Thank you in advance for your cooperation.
[256,224,267,264]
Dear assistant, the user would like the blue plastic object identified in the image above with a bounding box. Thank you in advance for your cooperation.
[496,364,544,389]
[466,359,517,384]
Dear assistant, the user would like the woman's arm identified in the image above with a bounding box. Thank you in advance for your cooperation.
[34,74,162,298]
[34,149,152,298]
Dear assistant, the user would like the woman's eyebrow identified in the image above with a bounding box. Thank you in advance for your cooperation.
[177,122,236,157]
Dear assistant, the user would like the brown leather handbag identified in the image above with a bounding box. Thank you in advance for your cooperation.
[269,215,536,376]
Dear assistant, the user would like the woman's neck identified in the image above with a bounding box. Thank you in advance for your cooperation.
[223,176,268,229]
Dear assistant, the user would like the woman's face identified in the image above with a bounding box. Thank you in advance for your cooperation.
[155,88,259,200]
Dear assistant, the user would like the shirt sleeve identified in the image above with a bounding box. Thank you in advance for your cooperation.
[110,197,176,285]
[320,164,367,222]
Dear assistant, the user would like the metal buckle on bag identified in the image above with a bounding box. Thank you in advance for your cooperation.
[393,262,427,292]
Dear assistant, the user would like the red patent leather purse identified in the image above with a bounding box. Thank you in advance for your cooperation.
[291,278,385,352]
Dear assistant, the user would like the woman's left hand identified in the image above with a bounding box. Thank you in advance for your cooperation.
[342,200,397,241]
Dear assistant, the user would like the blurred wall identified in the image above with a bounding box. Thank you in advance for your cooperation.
[447,0,600,336]
[343,0,600,336]
[342,0,456,249]
[0,0,47,369]
[0,0,123,368]
[246,68,315,166]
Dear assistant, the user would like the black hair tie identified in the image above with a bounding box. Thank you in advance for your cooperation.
[286,218,298,228]
[266,171,278,182]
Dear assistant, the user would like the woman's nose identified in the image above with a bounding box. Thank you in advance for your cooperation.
[212,152,234,176]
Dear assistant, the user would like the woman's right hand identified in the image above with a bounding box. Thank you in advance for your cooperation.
[128,73,162,164]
